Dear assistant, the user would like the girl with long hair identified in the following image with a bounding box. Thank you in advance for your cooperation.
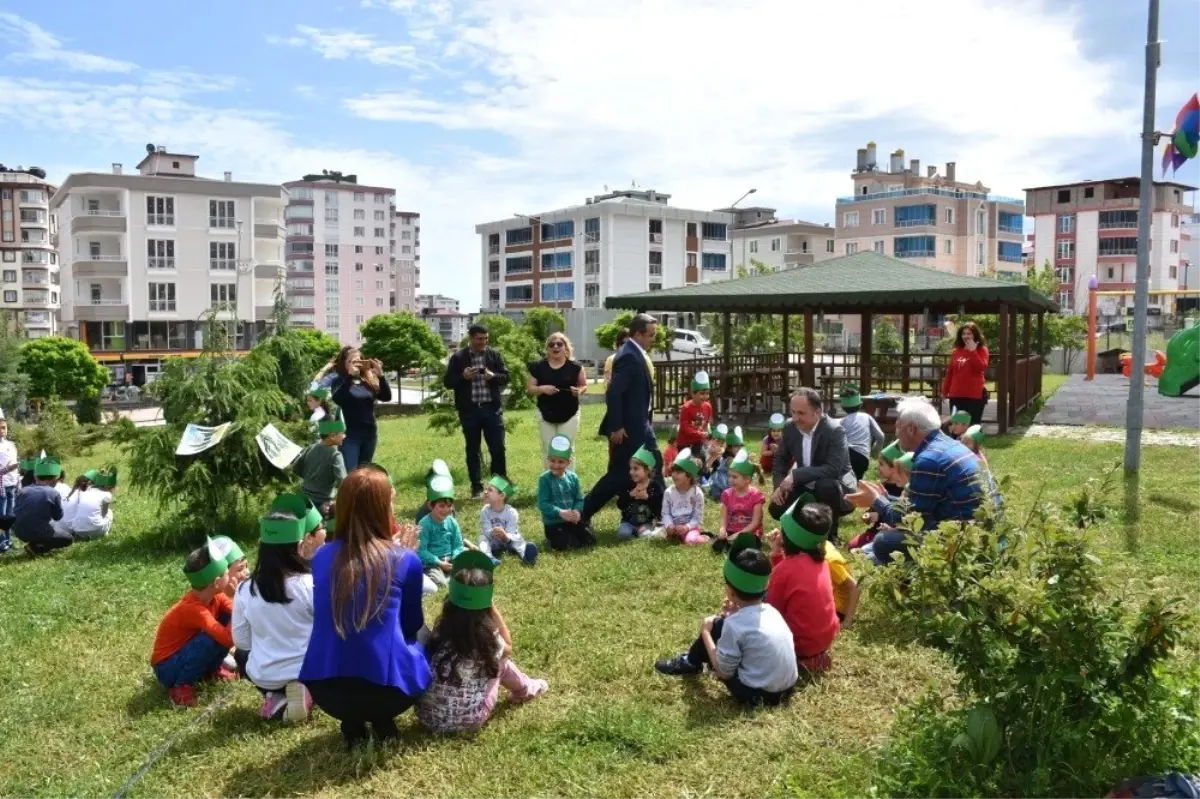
[941,320,990,426]
[311,346,393,471]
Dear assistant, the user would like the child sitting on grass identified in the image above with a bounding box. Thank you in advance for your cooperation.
[766,499,841,674]
[769,495,860,627]
[11,457,67,556]
[292,407,348,510]
[660,448,708,545]
[701,423,727,488]
[418,475,469,595]
[760,413,785,475]
[537,436,594,551]
[655,533,798,706]
[416,551,548,733]
[69,467,116,541]
[415,459,453,524]
[708,425,746,501]
[946,407,971,439]
[211,535,249,598]
[52,472,90,538]
[961,425,1004,519]
[617,445,663,540]
[232,495,325,723]
[713,450,765,554]
[662,427,679,479]
[676,372,713,451]
[151,539,238,707]
[479,475,537,565]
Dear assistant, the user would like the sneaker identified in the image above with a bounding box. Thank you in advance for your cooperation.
[521,542,539,565]
[168,684,197,708]
[260,691,287,721]
[213,665,238,682]
[283,681,312,723]
[512,678,549,704]
[712,537,730,554]
[654,653,702,677]
[471,487,485,500]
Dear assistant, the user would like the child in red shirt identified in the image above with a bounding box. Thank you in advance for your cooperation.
[676,372,713,451]
[760,413,785,474]
[765,499,840,674]
[151,539,239,707]
[663,426,679,479]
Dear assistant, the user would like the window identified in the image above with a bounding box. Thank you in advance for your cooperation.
[844,242,858,255]
[584,250,599,275]
[288,278,315,290]
[350,245,362,254]
[749,241,758,254]
[148,239,175,269]
[326,315,340,328]
[353,226,365,237]
[770,238,781,252]
[2,270,14,283]
[895,204,935,227]
[506,227,533,246]
[355,280,364,290]
[1098,237,1138,256]
[542,252,573,272]
[326,281,340,294]
[945,208,954,225]
[944,239,953,255]
[375,280,384,290]
[1098,210,1137,229]
[376,297,384,307]
[18,189,46,203]
[541,220,575,241]
[291,296,314,309]
[1170,265,1178,279]
[506,284,533,303]
[374,228,386,238]
[353,209,365,220]
[90,241,102,258]
[3,291,15,303]
[375,246,385,255]
[209,242,237,270]
[686,252,697,269]
[488,259,500,281]
[701,222,727,241]
[826,240,835,253]
[1107,267,1115,279]
[325,261,339,276]
[375,193,386,204]
[325,244,339,257]
[353,192,365,202]
[1172,213,1180,228]
[355,314,364,324]
[287,222,313,236]
[1170,239,1179,253]
[540,282,574,302]
[1056,189,1071,203]
[998,241,1022,262]
[489,289,502,307]
[649,282,662,292]
[873,240,885,253]
[585,217,601,243]
[354,262,364,272]
[210,283,236,307]
[401,245,412,254]
[148,283,176,312]
[288,259,314,272]
[997,211,1023,233]
[1057,240,1075,259]
[843,211,859,228]
[371,210,385,223]
[872,209,886,225]
[701,253,726,270]
[506,255,533,275]
[648,251,662,276]
[1,252,12,262]
[976,209,986,232]
[146,195,174,226]
[401,230,413,241]
[374,263,384,272]
[976,241,985,265]
[209,200,235,229]
[1,232,10,242]
[1084,186,1095,199]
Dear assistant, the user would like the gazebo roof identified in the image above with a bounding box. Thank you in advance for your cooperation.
[605,251,1060,314]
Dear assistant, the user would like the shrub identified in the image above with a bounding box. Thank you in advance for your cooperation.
[869,468,1198,798]
[74,394,102,424]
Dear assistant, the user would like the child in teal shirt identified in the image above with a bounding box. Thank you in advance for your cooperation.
[417,475,467,595]
[537,436,594,551]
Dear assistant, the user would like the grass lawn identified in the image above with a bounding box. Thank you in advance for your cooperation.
[1,406,1196,798]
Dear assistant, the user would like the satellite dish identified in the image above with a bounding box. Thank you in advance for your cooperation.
[145,143,156,153]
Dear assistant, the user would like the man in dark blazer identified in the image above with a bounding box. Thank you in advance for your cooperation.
[443,324,510,498]
[769,387,857,527]
[582,313,663,525]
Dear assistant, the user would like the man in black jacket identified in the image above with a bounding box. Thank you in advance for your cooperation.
[444,324,510,498]
[769,387,857,527]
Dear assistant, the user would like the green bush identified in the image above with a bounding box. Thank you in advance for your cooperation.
[869,469,1198,797]
[74,394,102,424]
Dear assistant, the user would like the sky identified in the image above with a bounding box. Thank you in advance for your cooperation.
[1,0,1198,311]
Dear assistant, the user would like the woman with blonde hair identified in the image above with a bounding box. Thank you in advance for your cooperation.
[526,331,588,461]
[300,467,430,747]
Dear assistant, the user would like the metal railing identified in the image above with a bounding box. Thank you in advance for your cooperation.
[1098,247,1138,256]
[82,298,125,306]
[838,187,1024,206]
[147,214,175,226]
[1098,219,1138,229]
[87,254,124,261]
[895,249,937,258]
[895,218,936,228]
[83,209,124,216]
[148,301,176,311]
[998,224,1023,233]
[148,257,175,269]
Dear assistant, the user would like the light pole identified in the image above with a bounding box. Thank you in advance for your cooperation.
[727,188,757,278]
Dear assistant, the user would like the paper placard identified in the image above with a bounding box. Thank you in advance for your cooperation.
[256,423,303,469]
[175,422,233,456]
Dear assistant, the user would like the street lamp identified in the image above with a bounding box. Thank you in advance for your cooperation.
[727,188,757,278]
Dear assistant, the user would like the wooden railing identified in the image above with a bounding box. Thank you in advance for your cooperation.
[1013,355,1043,417]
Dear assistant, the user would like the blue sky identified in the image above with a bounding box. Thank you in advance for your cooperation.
[2,0,1197,310]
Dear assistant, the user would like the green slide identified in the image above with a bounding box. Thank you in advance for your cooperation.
[1158,325,1200,397]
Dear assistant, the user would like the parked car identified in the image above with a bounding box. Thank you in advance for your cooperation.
[671,329,717,358]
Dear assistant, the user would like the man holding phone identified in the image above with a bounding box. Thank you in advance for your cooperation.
[444,324,511,498]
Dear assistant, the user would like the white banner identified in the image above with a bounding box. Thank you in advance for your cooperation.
[255,423,303,469]
[175,422,233,456]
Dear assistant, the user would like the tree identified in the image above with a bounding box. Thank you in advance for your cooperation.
[469,313,518,343]
[0,312,30,420]
[1026,259,1059,299]
[873,318,903,354]
[1048,314,1089,371]
[595,311,673,356]
[360,312,447,375]
[521,307,565,344]
[19,336,110,401]
[735,258,775,279]
[295,328,341,365]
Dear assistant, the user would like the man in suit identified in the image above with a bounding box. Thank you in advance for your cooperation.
[769,387,857,526]
[582,313,663,525]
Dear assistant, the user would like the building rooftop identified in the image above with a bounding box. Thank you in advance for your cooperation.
[1022,176,1198,192]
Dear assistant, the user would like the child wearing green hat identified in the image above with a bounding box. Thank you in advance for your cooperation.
[713,450,766,554]
[479,475,537,565]
[417,551,548,732]
[70,468,116,541]
[415,459,453,524]
[946,407,972,440]
[151,539,238,707]
[660,448,708,545]
[10,457,68,556]
[617,445,664,540]
[760,413,786,475]
[765,500,841,673]
[292,406,349,510]
[537,435,594,551]
[676,372,713,451]
[655,533,798,705]
[707,424,746,501]
[960,426,1004,519]
[305,386,334,433]
[418,475,470,595]
[839,385,885,480]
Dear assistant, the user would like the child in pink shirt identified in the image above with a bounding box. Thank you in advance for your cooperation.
[713,451,765,554]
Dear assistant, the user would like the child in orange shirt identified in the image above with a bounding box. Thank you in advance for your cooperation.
[676,372,713,451]
[150,539,239,707]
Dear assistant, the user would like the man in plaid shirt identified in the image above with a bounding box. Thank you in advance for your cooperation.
[444,324,511,498]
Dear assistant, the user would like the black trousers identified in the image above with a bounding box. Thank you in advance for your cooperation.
[947,395,986,425]
[848,450,870,481]
[582,424,662,524]
[18,527,73,555]
[685,618,794,707]
[305,677,417,740]
[768,477,850,540]
[544,522,596,551]
[458,402,508,491]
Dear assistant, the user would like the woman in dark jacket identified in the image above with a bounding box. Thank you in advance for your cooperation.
[313,346,392,471]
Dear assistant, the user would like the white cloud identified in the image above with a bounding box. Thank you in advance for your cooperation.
[0,12,135,73]
[268,25,424,69]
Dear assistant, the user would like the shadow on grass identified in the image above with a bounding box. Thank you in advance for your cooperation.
[125,678,170,718]
[1147,491,1198,515]
[1123,471,1141,552]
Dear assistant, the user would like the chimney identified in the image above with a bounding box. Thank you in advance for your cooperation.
[910,158,920,176]
[112,163,123,175]
[889,149,904,173]
[927,165,937,178]
[946,162,956,182]
[223,171,232,182]
[856,148,868,172]
[865,141,877,169]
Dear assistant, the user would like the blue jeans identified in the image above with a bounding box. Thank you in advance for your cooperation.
[618,522,650,540]
[871,529,912,565]
[340,427,378,473]
[458,403,507,491]
[153,632,229,688]
[0,484,16,517]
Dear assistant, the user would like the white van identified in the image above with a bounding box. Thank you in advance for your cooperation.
[671,329,717,358]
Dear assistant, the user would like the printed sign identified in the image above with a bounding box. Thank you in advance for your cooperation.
[255,424,302,469]
[175,422,233,456]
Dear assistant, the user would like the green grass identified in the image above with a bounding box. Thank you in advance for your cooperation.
[0,409,1195,798]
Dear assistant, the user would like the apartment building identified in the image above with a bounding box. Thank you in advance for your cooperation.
[1025,178,1195,313]
[727,207,837,272]
[476,188,734,312]
[834,143,1026,280]
[417,293,459,312]
[394,209,420,313]
[0,165,59,337]
[52,146,286,382]
[283,172,401,342]
[1181,213,1198,291]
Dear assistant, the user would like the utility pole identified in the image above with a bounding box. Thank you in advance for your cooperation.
[1124,0,1160,474]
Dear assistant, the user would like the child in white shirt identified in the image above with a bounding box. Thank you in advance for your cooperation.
[477,475,537,565]
[71,469,115,540]
[659,448,708,545]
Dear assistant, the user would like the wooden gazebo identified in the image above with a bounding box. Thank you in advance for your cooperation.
[605,252,1059,434]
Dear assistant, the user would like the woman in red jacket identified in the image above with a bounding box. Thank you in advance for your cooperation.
[941,321,990,425]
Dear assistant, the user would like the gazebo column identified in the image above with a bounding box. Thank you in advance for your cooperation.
[1022,311,1031,355]
[901,312,911,393]
[1008,308,1019,428]
[1037,312,1045,353]
[802,310,814,388]
[781,313,790,397]
[997,303,1009,434]
[722,311,732,414]
[860,311,873,394]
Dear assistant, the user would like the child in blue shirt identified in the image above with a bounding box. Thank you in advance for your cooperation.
[417,475,468,595]
[11,457,68,556]
[537,436,594,551]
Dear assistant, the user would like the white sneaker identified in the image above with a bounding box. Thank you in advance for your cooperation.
[283,681,312,723]
[644,526,666,539]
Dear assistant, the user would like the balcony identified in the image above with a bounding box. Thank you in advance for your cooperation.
[1098,247,1137,257]
[895,249,937,259]
[998,254,1024,263]
[22,291,52,306]
[73,255,128,278]
[75,299,127,321]
[17,191,48,207]
[72,209,126,234]
[998,224,1023,234]
[784,251,815,266]
[255,219,286,239]
[23,312,52,328]
[255,305,276,321]
[255,260,284,279]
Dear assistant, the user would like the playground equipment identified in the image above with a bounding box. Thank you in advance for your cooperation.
[1086,283,1200,396]
[1119,349,1165,379]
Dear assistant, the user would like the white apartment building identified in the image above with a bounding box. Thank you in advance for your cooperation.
[476,189,734,312]
[834,143,1026,280]
[1025,178,1195,313]
[416,293,459,312]
[394,209,420,313]
[727,207,837,272]
[1181,213,1198,291]
[51,147,286,381]
[0,165,59,337]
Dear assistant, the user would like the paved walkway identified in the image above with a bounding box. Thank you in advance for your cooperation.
[1035,374,1199,430]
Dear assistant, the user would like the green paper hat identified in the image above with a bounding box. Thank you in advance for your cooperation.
[949,407,971,425]
[730,449,755,477]
[780,495,830,550]
[83,469,102,484]
[94,467,117,490]
[210,534,246,567]
[894,452,914,471]
[962,424,985,446]
[263,494,322,543]
[488,474,516,498]
[318,405,347,436]
[880,440,904,465]
[34,456,62,478]
[427,474,456,502]
[722,533,769,595]
[425,459,451,486]
[769,412,786,430]
[308,386,331,401]
[184,537,230,590]
[726,426,744,447]
[448,550,495,611]
[548,434,573,460]
[711,423,728,442]
[672,448,700,477]
[18,457,36,472]
[690,371,711,392]
[840,384,862,409]
[632,445,656,469]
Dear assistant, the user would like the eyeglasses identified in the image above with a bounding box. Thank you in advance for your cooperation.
[548,342,565,349]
